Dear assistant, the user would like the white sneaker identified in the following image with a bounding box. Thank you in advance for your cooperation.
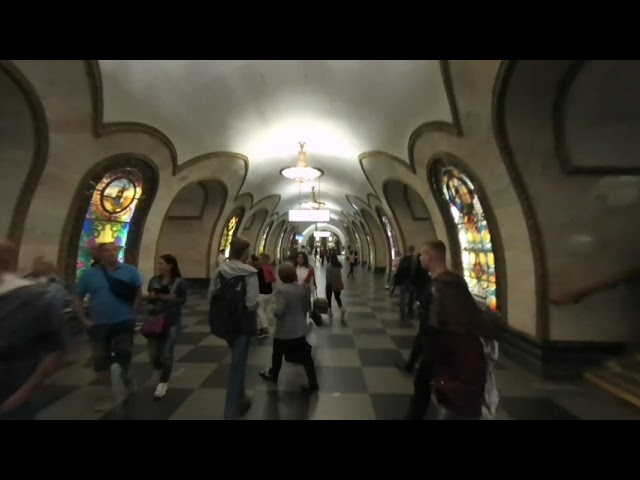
[154,382,168,398]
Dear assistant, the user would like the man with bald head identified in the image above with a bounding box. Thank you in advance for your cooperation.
[0,240,67,420]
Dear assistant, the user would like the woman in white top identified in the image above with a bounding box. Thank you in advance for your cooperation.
[295,251,316,296]
[295,252,319,325]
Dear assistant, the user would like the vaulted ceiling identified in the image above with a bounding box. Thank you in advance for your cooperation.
[98,60,453,217]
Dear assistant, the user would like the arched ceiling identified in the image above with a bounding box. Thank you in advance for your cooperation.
[98,60,452,216]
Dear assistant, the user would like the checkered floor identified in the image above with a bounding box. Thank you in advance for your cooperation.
[34,260,640,420]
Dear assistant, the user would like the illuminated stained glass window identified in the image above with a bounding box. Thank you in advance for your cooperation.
[76,169,143,280]
[220,214,240,259]
[438,165,498,312]
[259,222,273,254]
[380,214,399,261]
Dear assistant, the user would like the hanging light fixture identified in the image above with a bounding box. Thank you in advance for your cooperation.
[300,186,325,210]
[280,142,323,183]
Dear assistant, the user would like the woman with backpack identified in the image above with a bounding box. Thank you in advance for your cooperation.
[258,263,319,393]
[325,254,346,325]
[142,254,187,399]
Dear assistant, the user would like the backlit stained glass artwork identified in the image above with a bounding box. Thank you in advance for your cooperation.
[380,214,399,261]
[76,170,143,280]
[220,215,240,258]
[260,223,272,254]
[439,166,498,312]
[366,234,374,266]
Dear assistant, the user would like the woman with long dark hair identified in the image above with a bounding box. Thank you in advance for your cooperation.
[144,254,188,399]
[325,254,346,325]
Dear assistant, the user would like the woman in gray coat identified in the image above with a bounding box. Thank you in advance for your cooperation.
[259,263,319,393]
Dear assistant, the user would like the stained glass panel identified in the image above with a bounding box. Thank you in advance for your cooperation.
[380,214,399,261]
[220,215,240,258]
[76,169,143,280]
[439,166,498,312]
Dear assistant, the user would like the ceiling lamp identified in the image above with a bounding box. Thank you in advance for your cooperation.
[300,186,325,210]
[280,142,323,183]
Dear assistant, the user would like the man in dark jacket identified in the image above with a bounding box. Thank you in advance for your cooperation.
[394,246,416,322]
[395,255,432,373]
[0,240,67,420]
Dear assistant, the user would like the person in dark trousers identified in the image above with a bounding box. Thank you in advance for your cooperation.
[394,246,418,321]
[395,257,432,373]
[259,263,319,393]
[0,240,67,420]
[144,254,188,399]
[402,240,488,420]
[208,236,259,420]
[74,242,143,412]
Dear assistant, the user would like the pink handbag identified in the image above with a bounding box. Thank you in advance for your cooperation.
[140,314,172,338]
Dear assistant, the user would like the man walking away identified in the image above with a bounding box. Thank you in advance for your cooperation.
[208,236,260,420]
[394,246,416,322]
[395,258,432,374]
[0,240,67,420]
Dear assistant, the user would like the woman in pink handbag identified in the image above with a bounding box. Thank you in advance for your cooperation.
[142,254,187,399]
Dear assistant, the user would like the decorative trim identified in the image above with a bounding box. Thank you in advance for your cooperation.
[361,209,386,270]
[244,194,281,237]
[85,61,250,183]
[86,61,252,280]
[403,184,430,221]
[154,178,229,279]
[200,181,228,277]
[426,154,508,322]
[492,60,550,341]
[0,61,50,270]
[552,60,640,175]
[57,154,159,286]
[375,206,396,273]
[243,211,256,231]
[357,60,464,202]
[498,326,626,381]
[165,181,208,220]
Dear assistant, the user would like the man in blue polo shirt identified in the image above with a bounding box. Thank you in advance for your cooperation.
[74,242,143,412]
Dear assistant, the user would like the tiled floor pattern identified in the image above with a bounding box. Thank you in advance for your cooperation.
[36,261,640,420]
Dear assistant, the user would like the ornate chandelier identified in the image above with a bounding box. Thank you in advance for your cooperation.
[300,186,325,210]
[280,142,323,183]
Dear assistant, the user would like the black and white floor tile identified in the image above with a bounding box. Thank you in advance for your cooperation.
[34,260,640,420]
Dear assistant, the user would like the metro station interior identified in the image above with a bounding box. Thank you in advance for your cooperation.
[1,59,639,420]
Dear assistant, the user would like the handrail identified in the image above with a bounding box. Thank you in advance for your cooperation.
[551,267,640,306]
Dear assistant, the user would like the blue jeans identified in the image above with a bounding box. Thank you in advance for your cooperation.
[147,324,180,383]
[224,335,251,419]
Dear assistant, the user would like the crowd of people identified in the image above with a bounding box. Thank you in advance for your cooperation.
[0,233,498,421]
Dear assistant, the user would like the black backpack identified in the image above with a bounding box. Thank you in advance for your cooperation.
[208,273,250,339]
